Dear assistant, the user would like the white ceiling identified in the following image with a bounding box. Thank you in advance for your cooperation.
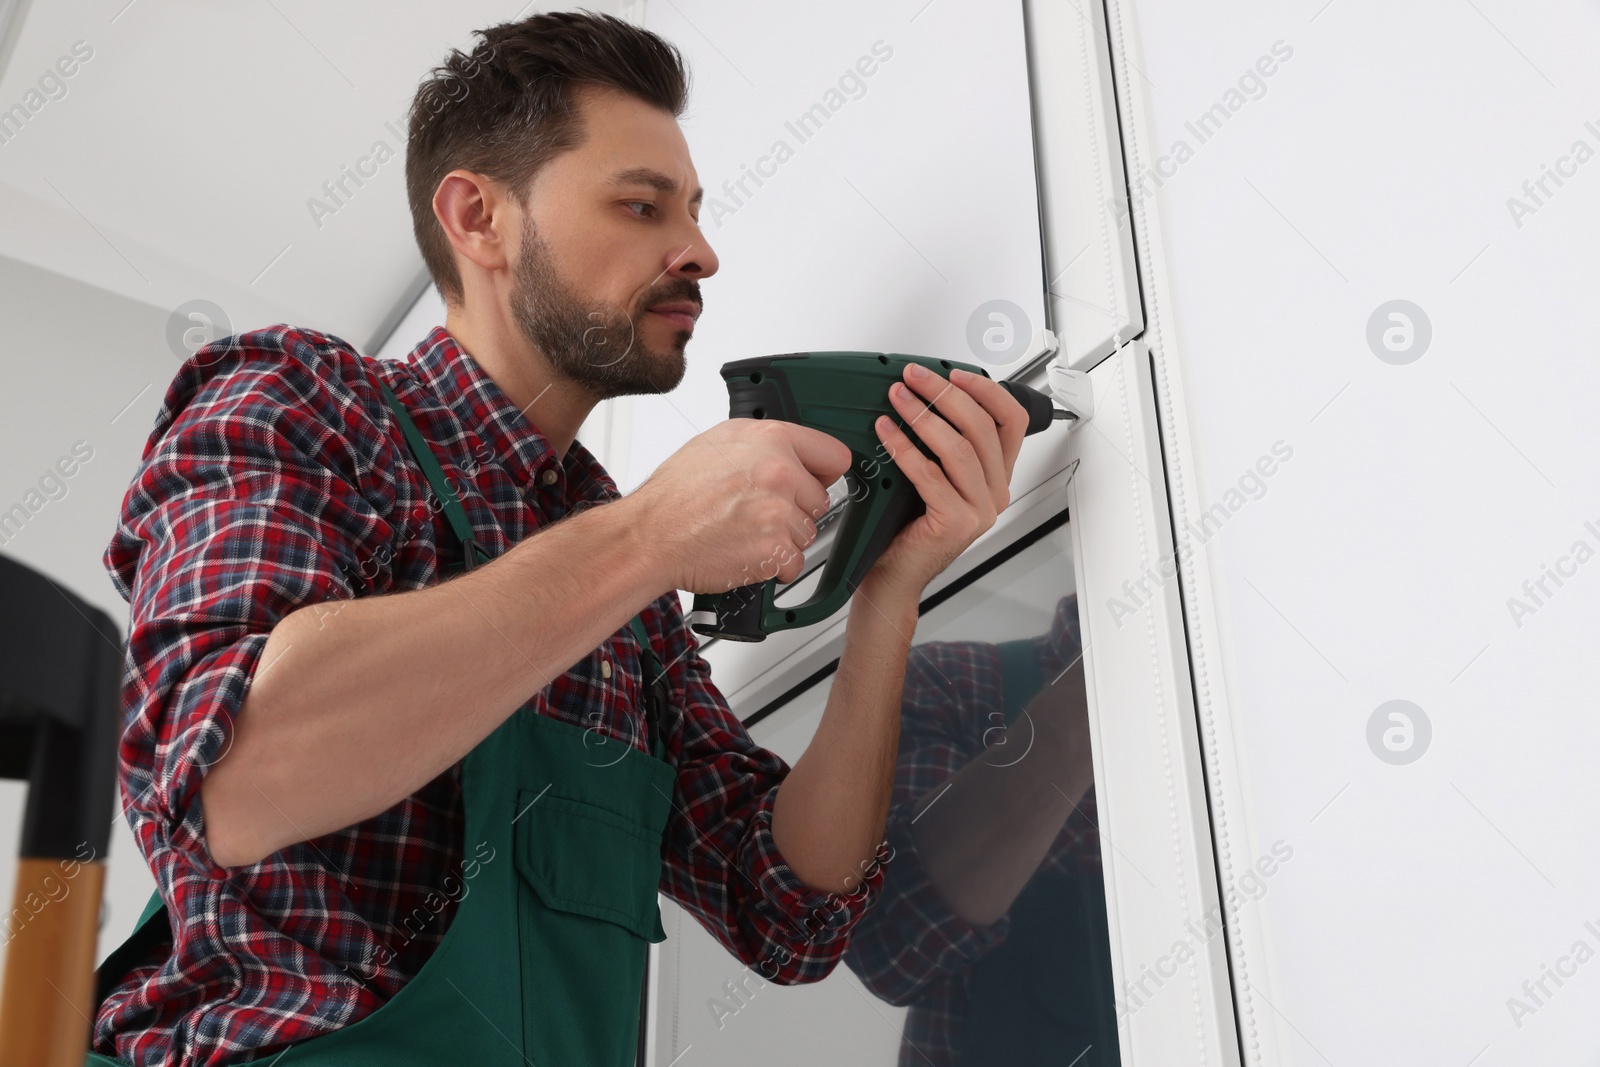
[0,0,626,352]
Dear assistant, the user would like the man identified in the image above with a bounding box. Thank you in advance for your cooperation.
[88,10,1030,1067]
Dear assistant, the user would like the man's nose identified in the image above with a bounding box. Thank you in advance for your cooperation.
[665,222,718,281]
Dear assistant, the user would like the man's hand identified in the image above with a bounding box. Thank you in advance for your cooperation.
[861,364,1030,600]
[629,419,852,594]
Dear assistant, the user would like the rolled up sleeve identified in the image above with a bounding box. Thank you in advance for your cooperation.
[651,611,888,984]
[104,329,388,881]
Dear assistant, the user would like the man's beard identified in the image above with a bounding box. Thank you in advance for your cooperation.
[508,219,693,401]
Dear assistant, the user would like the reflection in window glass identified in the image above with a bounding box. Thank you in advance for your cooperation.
[656,516,1119,1066]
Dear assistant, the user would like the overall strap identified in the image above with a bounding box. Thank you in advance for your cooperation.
[377,378,487,571]
[93,889,170,1011]
[377,375,670,761]
[628,616,670,762]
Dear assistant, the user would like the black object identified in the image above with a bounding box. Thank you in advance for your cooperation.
[1002,378,1060,435]
[0,553,123,865]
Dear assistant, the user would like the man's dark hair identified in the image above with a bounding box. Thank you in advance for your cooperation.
[405,9,690,306]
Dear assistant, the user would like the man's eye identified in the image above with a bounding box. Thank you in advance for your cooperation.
[625,201,656,217]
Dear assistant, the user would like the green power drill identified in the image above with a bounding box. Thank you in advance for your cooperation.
[686,351,1069,642]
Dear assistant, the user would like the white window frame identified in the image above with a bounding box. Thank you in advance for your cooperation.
[1099,0,1295,1063]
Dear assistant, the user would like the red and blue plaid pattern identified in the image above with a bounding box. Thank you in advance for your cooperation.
[93,324,885,1067]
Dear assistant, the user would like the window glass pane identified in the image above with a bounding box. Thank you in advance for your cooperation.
[656,516,1118,1066]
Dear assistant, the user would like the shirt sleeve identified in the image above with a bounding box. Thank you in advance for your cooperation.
[844,592,1097,1004]
[103,326,391,883]
[648,597,889,986]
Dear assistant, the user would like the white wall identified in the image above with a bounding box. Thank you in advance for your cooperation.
[1128,0,1600,1061]
[0,252,168,976]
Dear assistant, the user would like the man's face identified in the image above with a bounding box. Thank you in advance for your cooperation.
[508,84,717,401]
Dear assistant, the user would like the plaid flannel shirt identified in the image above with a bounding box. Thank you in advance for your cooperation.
[93,324,886,1067]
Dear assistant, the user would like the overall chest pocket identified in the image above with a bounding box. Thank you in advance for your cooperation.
[513,788,666,1067]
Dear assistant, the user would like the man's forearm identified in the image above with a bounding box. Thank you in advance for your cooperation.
[201,495,666,868]
[770,574,920,895]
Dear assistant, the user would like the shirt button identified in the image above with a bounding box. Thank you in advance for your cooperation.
[541,468,558,486]
[600,659,612,679]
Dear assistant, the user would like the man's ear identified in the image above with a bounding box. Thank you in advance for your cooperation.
[433,170,515,281]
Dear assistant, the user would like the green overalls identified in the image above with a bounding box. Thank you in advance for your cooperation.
[89,380,676,1066]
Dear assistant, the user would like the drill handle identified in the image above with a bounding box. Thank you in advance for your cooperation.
[688,458,925,641]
